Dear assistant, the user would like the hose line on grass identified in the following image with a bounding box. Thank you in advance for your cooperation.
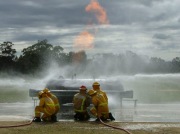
[99,118,132,134]
[0,118,33,128]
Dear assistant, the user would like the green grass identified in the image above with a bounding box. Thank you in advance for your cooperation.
[0,86,30,103]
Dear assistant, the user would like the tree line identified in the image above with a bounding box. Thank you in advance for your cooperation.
[0,40,87,75]
[0,39,180,77]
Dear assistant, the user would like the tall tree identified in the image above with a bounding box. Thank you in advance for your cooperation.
[0,41,16,70]
[17,40,53,73]
[172,57,180,72]
[51,46,68,65]
[0,41,16,59]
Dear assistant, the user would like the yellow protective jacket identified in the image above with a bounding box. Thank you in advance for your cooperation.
[73,93,90,113]
[90,93,109,118]
[49,93,60,114]
[93,88,108,103]
[39,96,55,115]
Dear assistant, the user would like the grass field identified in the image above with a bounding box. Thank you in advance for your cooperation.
[0,86,30,103]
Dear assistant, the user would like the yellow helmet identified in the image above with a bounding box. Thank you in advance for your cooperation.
[43,88,50,93]
[93,82,100,86]
[88,89,97,96]
[38,91,44,97]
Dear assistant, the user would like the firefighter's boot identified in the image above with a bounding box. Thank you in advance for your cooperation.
[109,113,115,121]
[51,115,58,122]
[74,113,78,120]
[33,117,41,122]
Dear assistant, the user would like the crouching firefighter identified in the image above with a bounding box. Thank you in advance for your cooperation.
[72,85,91,121]
[43,88,60,122]
[33,91,55,122]
[88,89,110,121]
[92,82,115,121]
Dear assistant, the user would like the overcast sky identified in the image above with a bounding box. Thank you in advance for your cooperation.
[0,0,180,61]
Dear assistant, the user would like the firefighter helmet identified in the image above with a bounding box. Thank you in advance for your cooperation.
[88,89,97,96]
[92,82,100,86]
[79,85,87,90]
[38,91,44,97]
[43,88,50,93]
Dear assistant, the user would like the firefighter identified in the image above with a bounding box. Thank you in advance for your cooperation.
[92,82,108,102]
[72,85,91,121]
[43,88,60,122]
[88,89,109,121]
[33,91,55,122]
[91,82,115,121]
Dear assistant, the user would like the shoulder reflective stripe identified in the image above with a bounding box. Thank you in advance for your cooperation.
[75,109,86,112]
[46,104,55,106]
[99,103,107,106]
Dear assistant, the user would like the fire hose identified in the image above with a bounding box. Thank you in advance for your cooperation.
[99,118,132,134]
[0,118,132,134]
[0,118,33,128]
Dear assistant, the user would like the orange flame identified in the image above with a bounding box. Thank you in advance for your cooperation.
[85,0,109,24]
[74,30,94,50]
[73,0,108,52]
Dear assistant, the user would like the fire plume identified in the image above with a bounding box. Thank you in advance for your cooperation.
[73,0,109,51]
[74,30,94,50]
[85,0,109,24]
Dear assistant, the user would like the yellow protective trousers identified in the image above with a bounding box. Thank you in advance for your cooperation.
[90,105,109,119]
[35,106,53,121]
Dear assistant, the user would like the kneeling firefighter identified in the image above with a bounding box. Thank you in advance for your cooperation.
[43,88,60,122]
[72,85,91,121]
[33,91,55,122]
[88,89,109,121]
[92,82,115,121]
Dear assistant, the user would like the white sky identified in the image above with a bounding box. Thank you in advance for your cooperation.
[0,0,180,61]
